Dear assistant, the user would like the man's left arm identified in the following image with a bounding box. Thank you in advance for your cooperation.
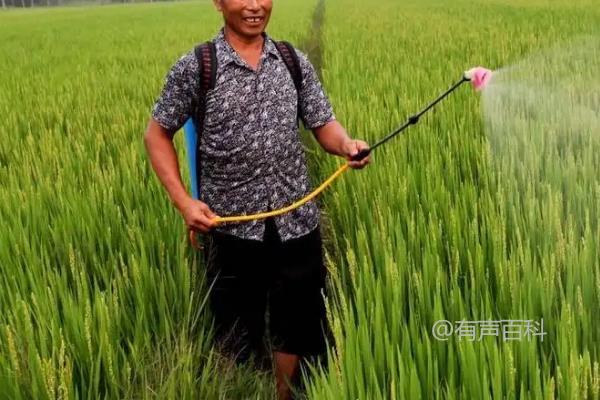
[295,49,371,169]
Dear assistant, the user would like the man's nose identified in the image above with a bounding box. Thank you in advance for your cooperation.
[244,0,259,10]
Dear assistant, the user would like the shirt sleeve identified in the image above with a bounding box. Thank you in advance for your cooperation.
[294,49,336,130]
[151,50,200,133]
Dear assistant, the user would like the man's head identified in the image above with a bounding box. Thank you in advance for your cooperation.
[213,0,273,41]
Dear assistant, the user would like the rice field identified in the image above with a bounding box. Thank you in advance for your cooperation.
[1,0,599,399]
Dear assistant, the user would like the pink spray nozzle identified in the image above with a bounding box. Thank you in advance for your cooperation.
[464,67,493,91]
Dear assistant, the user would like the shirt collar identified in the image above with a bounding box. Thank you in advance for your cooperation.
[213,27,281,68]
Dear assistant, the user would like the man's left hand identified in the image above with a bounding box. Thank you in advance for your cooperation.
[343,139,371,169]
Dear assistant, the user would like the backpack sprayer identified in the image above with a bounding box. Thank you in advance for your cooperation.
[187,67,493,246]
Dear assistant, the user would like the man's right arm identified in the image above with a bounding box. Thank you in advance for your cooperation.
[143,118,218,233]
[143,119,190,213]
[146,52,218,233]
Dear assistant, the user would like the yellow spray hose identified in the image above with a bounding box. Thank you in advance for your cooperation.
[188,162,350,249]
[213,162,349,223]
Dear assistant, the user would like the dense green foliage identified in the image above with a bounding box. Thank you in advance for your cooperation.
[307,1,600,398]
[1,0,599,399]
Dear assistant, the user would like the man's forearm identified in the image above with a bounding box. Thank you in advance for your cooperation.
[143,119,191,212]
[312,120,352,157]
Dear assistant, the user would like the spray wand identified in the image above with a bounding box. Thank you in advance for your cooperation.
[349,67,493,162]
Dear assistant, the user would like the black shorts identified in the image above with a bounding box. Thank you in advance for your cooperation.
[202,217,330,364]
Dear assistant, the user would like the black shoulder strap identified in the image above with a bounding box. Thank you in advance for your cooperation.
[192,41,217,132]
[194,40,217,93]
[274,41,303,126]
[274,40,303,93]
[189,41,216,204]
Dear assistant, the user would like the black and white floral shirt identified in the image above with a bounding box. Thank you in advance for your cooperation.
[151,28,336,242]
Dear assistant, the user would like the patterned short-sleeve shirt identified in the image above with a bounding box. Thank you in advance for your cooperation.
[151,28,336,242]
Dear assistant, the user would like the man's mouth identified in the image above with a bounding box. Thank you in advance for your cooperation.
[243,16,264,24]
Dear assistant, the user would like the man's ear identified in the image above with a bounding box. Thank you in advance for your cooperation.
[213,0,223,11]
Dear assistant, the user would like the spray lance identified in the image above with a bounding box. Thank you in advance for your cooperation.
[187,67,493,246]
[348,67,493,163]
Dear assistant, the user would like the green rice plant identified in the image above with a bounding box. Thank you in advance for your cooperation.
[304,0,600,398]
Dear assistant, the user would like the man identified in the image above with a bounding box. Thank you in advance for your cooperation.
[144,0,371,398]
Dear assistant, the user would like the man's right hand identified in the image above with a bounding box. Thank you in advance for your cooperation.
[180,198,219,234]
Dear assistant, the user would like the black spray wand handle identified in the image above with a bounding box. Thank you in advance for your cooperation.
[350,76,469,162]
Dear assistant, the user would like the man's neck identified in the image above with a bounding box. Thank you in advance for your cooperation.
[223,25,264,54]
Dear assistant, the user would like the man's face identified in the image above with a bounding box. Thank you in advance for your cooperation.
[214,0,273,40]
